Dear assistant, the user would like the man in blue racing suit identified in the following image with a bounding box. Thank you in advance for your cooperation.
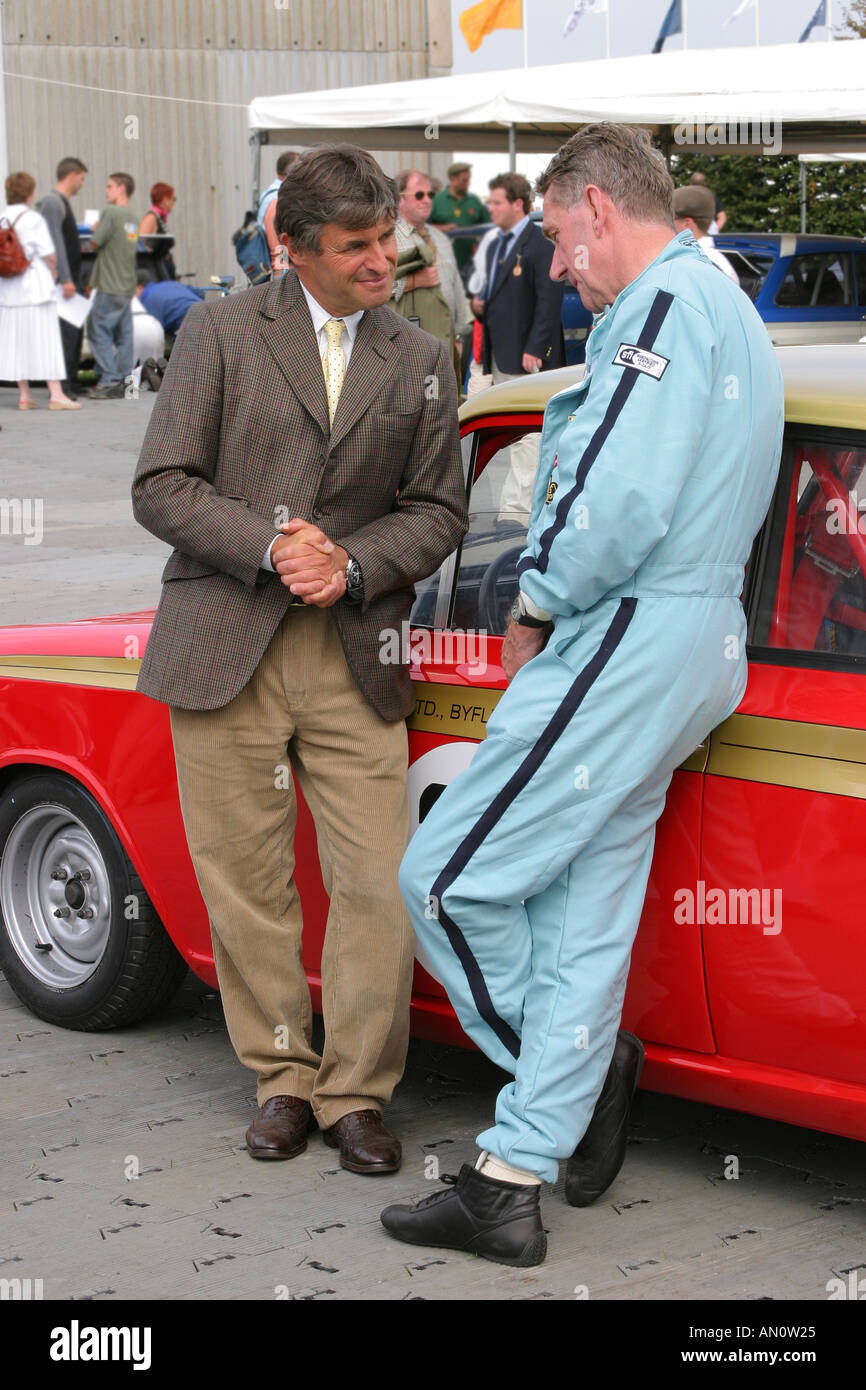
[381,123,785,1267]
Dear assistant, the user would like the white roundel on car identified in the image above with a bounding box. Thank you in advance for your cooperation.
[407,741,479,840]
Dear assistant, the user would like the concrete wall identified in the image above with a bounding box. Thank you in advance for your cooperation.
[2,0,453,281]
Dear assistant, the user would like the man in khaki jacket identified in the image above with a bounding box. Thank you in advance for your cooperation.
[391,169,471,376]
[132,145,467,1175]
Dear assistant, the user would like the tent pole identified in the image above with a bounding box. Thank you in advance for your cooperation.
[0,12,7,199]
[508,123,516,172]
[800,160,807,233]
[250,131,264,211]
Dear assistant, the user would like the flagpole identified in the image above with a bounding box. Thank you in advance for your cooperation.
[827,0,833,40]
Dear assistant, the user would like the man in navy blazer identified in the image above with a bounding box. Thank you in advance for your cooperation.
[472,172,565,379]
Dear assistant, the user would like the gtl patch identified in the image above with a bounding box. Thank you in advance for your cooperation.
[612,343,670,380]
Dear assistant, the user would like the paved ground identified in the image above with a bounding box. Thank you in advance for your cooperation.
[3,970,866,1304]
[1,382,865,1304]
[0,386,166,626]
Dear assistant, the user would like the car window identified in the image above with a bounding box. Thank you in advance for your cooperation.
[752,435,866,662]
[409,566,446,628]
[719,250,774,302]
[855,253,866,307]
[451,429,543,636]
[409,431,475,629]
[774,253,853,309]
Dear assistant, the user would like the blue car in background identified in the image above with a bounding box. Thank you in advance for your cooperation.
[712,233,866,345]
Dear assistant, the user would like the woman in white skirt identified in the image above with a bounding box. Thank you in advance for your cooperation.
[0,171,81,410]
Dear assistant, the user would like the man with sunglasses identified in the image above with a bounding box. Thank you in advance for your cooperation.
[391,170,471,377]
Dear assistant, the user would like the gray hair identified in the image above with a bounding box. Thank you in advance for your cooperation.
[275,144,398,252]
[536,124,674,227]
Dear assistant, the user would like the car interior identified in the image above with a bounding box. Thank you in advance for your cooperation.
[774,254,851,309]
[763,444,866,657]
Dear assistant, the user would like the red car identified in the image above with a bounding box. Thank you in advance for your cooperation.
[1,343,865,1145]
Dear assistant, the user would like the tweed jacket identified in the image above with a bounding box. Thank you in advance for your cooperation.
[132,270,468,720]
[480,220,565,376]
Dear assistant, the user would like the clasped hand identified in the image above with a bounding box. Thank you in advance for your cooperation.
[270,518,348,608]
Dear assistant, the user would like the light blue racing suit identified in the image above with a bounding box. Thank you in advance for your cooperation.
[400,231,784,1181]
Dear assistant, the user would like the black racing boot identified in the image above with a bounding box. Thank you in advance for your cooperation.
[564,1029,645,1208]
[380,1163,547,1267]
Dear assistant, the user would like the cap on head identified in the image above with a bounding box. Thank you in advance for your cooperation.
[673,184,715,223]
[447,162,471,178]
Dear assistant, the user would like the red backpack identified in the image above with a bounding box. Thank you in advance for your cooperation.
[0,213,31,277]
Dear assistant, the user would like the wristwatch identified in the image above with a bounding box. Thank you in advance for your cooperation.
[511,594,551,628]
[344,555,364,604]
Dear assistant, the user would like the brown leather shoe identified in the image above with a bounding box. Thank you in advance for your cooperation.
[245,1095,314,1159]
[323,1109,401,1174]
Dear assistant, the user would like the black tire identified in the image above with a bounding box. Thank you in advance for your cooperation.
[0,772,188,1030]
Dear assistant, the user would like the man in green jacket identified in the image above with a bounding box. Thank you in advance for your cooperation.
[430,162,486,272]
[87,172,138,399]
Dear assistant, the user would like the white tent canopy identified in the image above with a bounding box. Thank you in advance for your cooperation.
[248,39,866,159]
[800,152,866,163]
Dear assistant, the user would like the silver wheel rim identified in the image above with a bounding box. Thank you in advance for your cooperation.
[0,803,113,988]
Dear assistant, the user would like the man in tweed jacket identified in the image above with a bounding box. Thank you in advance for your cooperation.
[132,145,467,1174]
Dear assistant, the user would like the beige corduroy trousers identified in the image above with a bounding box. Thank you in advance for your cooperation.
[169,605,415,1128]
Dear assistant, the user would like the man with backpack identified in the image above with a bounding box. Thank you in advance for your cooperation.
[234,151,299,287]
[260,150,298,275]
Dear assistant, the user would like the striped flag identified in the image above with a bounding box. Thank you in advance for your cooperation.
[652,0,682,53]
[564,0,608,39]
[799,0,826,42]
[723,0,755,28]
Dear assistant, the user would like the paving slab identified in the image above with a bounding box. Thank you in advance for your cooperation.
[2,969,865,1303]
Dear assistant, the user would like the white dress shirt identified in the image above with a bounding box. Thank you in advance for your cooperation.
[484,213,530,297]
[262,282,365,571]
[297,278,364,368]
[699,235,740,287]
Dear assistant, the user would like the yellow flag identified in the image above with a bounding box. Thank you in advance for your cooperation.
[459,0,522,54]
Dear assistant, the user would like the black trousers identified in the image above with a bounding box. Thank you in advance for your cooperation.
[59,316,83,388]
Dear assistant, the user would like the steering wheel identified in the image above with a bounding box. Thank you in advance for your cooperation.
[477,545,524,634]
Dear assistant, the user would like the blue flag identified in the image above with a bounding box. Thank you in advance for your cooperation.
[799,0,826,42]
[652,0,682,53]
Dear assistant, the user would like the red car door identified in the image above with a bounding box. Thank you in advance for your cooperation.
[701,427,866,1095]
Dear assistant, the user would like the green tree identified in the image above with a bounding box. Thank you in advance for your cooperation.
[838,0,866,36]
[670,152,866,237]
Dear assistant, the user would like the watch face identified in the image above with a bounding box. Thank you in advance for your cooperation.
[346,559,362,590]
[510,596,522,623]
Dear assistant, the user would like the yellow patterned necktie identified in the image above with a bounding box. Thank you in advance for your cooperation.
[322,318,346,425]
